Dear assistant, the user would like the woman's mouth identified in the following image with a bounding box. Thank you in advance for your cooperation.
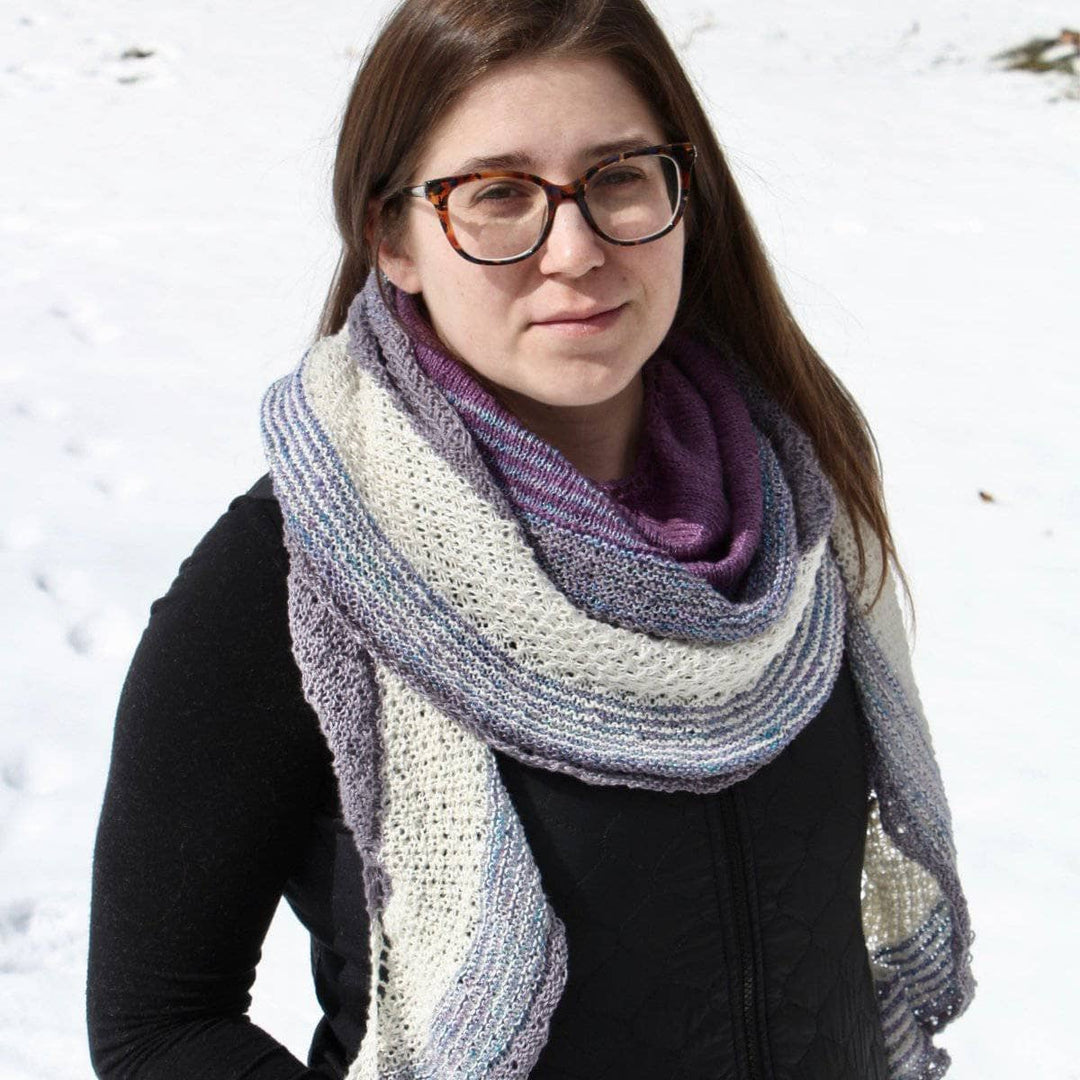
[531,303,626,336]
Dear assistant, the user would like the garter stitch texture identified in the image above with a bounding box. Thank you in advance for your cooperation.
[260,273,975,1080]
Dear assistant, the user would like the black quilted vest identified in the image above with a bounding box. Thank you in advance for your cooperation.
[267,482,889,1079]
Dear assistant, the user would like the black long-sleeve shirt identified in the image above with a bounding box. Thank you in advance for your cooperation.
[88,479,888,1080]
[88,483,345,1077]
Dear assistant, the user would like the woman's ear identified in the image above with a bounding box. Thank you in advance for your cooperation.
[373,215,422,295]
[377,237,423,295]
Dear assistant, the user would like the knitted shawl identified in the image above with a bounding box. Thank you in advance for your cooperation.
[260,274,974,1080]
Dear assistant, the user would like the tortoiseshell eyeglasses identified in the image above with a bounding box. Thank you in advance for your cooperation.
[398,142,697,266]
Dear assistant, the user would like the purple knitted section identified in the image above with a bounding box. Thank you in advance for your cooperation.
[600,340,763,592]
[283,543,390,914]
[400,294,763,596]
[713,338,835,556]
[396,285,832,563]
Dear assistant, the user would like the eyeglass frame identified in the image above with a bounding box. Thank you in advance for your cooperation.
[396,141,697,266]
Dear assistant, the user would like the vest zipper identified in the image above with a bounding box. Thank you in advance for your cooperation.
[716,789,770,1080]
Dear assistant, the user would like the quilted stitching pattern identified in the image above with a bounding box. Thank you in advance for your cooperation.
[741,661,888,1079]
[497,760,735,1079]
[494,658,887,1080]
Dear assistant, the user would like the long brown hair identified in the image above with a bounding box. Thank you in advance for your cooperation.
[316,0,908,610]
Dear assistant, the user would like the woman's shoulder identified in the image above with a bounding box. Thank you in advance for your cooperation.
[153,474,286,619]
[129,475,308,717]
[200,471,284,565]
[242,471,277,504]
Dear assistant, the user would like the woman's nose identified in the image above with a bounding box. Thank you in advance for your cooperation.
[536,199,606,277]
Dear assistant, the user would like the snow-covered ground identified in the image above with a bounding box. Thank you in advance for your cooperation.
[1,1,1076,1076]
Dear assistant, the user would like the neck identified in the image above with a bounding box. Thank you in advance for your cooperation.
[482,372,645,484]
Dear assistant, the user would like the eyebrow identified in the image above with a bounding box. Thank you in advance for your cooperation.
[449,134,659,176]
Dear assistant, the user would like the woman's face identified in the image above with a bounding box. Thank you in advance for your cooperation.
[380,55,685,410]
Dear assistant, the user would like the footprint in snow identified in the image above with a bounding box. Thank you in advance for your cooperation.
[1,742,74,798]
[61,435,142,499]
[2,756,27,792]
[66,607,141,660]
[0,896,83,973]
[92,471,147,500]
[48,299,121,346]
[10,396,71,422]
[27,565,139,658]
[62,434,121,461]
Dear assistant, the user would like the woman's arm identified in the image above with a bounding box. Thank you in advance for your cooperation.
[87,489,340,1079]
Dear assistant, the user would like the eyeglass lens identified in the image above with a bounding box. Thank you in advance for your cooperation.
[446,154,681,262]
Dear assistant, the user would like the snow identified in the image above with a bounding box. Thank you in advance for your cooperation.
[1,0,1076,1076]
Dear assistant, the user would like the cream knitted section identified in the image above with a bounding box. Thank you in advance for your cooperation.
[861,798,943,965]
[349,663,491,1080]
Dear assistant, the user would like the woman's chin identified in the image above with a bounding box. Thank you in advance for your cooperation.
[499,362,642,412]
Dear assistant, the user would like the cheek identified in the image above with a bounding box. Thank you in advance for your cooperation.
[643,231,686,317]
[410,234,467,322]
[419,256,516,358]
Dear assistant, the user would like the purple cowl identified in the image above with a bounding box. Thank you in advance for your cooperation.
[396,294,763,598]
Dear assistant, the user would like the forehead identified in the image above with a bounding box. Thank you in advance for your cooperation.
[415,55,667,178]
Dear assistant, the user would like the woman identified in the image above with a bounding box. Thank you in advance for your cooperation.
[87,0,975,1077]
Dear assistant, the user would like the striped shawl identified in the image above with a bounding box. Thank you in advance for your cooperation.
[260,274,974,1080]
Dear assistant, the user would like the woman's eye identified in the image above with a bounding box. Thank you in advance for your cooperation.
[595,166,646,187]
[473,182,532,203]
